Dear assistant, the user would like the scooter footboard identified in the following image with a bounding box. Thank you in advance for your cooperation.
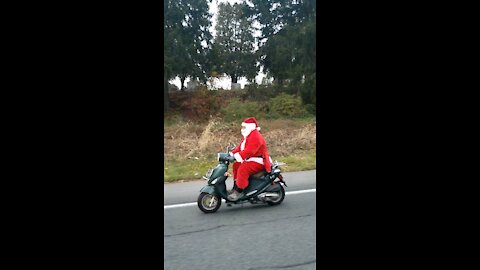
[244,177,268,194]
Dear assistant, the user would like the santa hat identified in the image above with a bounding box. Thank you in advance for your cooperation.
[242,117,261,131]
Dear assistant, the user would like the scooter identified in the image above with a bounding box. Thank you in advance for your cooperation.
[197,145,287,213]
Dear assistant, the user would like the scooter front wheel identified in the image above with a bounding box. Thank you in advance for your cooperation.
[197,192,222,213]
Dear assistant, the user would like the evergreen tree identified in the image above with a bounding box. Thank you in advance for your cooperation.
[164,0,212,91]
[214,2,259,84]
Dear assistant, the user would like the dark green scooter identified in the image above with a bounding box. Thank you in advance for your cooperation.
[197,146,287,213]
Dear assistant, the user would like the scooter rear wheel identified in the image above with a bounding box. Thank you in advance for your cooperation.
[198,192,222,213]
[267,185,285,206]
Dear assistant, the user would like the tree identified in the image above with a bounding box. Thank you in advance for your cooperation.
[246,0,316,104]
[164,64,170,112]
[164,0,212,91]
[214,2,259,84]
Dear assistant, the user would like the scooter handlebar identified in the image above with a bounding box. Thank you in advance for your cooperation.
[218,152,236,163]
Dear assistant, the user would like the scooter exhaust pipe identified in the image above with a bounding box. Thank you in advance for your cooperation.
[258,192,280,201]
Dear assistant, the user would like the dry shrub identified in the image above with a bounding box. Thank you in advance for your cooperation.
[264,123,316,157]
[193,120,216,154]
[261,119,303,131]
[164,118,238,160]
[169,90,221,122]
[212,89,244,100]
[164,121,199,159]
[164,119,316,161]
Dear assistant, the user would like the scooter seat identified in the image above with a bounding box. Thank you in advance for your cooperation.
[251,170,267,178]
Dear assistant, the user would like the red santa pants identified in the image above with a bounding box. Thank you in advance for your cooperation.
[232,161,265,189]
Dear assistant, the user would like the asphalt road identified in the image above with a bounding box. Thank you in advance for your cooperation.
[164,170,316,270]
[164,170,316,205]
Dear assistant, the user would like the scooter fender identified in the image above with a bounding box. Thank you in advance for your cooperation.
[200,185,216,195]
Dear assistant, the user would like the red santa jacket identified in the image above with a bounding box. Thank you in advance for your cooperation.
[231,129,272,172]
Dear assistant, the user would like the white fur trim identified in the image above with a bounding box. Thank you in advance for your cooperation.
[240,139,246,151]
[245,156,272,165]
[233,152,243,163]
[242,122,257,129]
[245,157,263,164]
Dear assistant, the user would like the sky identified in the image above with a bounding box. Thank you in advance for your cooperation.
[169,0,268,90]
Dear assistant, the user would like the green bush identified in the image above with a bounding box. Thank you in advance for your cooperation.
[245,84,279,101]
[305,104,316,115]
[299,78,316,106]
[220,98,261,122]
[270,94,309,118]
[164,112,185,126]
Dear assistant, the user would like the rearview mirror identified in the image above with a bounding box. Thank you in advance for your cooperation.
[227,142,236,152]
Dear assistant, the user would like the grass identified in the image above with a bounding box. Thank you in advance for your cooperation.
[164,149,316,182]
[164,157,214,183]
[274,149,316,173]
[164,116,316,182]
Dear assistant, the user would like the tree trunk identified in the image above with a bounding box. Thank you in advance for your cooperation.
[164,70,170,112]
[232,75,237,84]
[180,76,186,91]
[277,78,284,86]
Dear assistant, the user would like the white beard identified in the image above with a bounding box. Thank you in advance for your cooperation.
[241,123,256,137]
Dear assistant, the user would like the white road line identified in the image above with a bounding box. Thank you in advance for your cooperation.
[164,188,316,210]
[284,188,316,195]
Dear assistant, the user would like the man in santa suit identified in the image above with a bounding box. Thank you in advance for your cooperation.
[227,117,272,201]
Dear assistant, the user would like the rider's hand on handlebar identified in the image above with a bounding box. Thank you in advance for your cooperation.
[224,172,232,177]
